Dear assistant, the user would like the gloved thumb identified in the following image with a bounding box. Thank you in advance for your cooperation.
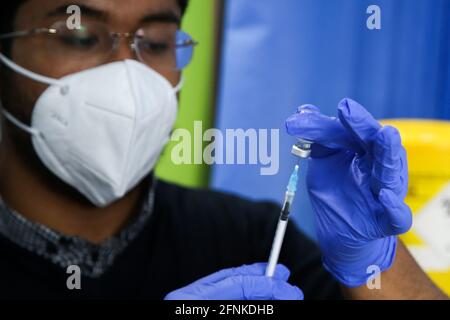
[192,263,290,285]
[378,188,412,236]
[225,275,304,300]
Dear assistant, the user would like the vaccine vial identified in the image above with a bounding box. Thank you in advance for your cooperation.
[291,139,313,158]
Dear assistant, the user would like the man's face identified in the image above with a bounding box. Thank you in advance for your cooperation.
[1,0,182,126]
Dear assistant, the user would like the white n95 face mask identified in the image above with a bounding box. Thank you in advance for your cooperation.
[0,53,180,207]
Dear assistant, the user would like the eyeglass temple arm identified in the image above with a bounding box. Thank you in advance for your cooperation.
[0,28,57,40]
[175,39,199,48]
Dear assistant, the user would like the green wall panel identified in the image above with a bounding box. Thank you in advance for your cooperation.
[155,0,215,188]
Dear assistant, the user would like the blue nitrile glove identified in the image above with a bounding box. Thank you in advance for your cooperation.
[285,98,412,287]
[164,263,303,300]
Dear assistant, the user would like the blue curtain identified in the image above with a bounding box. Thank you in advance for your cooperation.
[212,0,450,238]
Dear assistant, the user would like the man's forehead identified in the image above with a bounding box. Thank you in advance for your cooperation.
[16,0,181,29]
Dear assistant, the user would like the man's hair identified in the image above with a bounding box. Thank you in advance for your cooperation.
[0,0,189,34]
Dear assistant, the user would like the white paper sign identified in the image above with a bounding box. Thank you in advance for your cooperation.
[412,182,450,268]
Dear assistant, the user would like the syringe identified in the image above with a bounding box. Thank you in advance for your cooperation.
[265,164,300,277]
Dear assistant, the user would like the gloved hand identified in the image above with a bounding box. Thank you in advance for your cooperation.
[285,98,412,287]
[164,263,303,300]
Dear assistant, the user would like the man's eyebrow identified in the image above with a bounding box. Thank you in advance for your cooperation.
[47,4,107,21]
[140,10,181,26]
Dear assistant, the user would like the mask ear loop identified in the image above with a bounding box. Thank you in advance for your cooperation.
[0,53,56,137]
[173,75,185,93]
[0,53,69,95]
[1,109,41,137]
[0,53,60,86]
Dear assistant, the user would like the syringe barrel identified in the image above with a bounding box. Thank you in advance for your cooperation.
[280,191,295,220]
[284,191,295,205]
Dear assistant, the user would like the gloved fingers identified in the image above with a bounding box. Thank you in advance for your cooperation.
[164,289,204,300]
[286,105,360,156]
[371,126,404,195]
[270,280,304,300]
[296,104,320,113]
[193,263,290,285]
[269,263,291,281]
[378,188,413,236]
[209,275,304,300]
[241,276,304,300]
[337,98,382,155]
[399,147,409,199]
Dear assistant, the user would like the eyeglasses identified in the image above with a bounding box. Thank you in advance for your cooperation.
[0,21,198,73]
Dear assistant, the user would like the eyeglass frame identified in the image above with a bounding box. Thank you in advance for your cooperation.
[0,23,199,70]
